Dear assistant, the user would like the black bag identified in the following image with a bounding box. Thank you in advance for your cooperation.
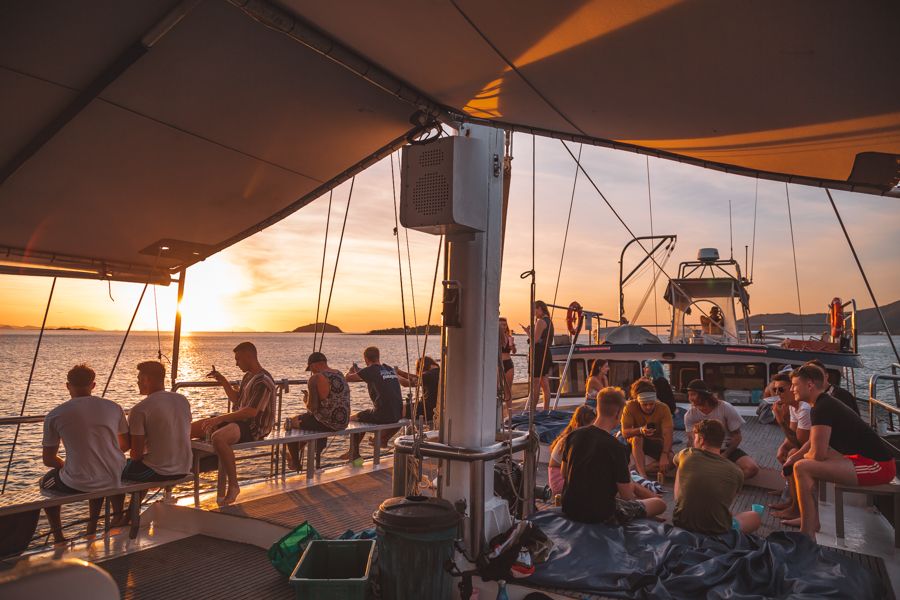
[477,521,551,582]
[493,456,525,518]
[0,510,39,557]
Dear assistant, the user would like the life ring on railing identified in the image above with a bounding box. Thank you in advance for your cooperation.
[566,301,584,336]
[830,297,844,339]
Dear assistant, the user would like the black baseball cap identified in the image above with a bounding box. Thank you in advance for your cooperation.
[305,352,327,371]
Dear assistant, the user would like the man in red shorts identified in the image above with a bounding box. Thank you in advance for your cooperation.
[784,364,896,541]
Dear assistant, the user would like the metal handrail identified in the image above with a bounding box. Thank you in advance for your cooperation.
[868,372,900,430]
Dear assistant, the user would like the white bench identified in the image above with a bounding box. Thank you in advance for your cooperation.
[0,476,192,541]
[190,419,410,506]
[834,477,900,548]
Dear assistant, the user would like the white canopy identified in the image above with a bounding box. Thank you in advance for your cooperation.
[2,0,898,282]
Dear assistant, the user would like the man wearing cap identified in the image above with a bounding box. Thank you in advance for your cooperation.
[285,352,351,472]
[620,379,674,479]
[682,379,760,480]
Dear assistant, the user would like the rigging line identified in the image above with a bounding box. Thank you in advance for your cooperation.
[529,134,537,430]
[153,285,162,361]
[2,277,56,494]
[729,200,734,260]
[318,177,355,353]
[390,152,412,378]
[784,183,805,339]
[413,235,444,430]
[550,143,582,318]
[750,179,759,282]
[448,0,585,137]
[558,140,716,324]
[103,284,148,398]
[646,156,659,328]
[313,190,334,351]
[396,152,421,357]
[825,189,900,364]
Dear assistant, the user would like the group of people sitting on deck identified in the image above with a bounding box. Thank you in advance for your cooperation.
[548,364,763,536]
[40,361,192,543]
[548,356,892,542]
[37,341,422,540]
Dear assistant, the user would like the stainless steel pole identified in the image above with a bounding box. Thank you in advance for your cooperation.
[170,268,186,390]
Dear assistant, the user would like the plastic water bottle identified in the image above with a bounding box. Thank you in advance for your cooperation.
[496,580,509,600]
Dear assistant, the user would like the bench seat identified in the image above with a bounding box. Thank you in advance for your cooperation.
[834,477,900,547]
[190,419,409,505]
[0,475,193,540]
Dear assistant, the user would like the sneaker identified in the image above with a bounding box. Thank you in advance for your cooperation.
[510,548,534,578]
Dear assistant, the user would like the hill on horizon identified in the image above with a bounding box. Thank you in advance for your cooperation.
[291,322,342,333]
[741,299,900,334]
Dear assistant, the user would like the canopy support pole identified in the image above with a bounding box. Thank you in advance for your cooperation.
[171,268,186,390]
[2,278,56,494]
[825,189,900,364]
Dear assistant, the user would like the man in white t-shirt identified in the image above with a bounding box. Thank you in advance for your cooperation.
[114,361,192,526]
[682,380,760,480]
[123,361,192,481]
[41,364,129,543]
[768,371,811,520]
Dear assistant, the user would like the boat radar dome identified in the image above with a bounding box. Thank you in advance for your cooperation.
[697,248,720,263]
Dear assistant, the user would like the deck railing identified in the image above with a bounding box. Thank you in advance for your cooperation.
[868,365,900,433]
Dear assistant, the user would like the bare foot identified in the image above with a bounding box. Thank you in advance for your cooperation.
[771,508,799,519]
[284,449,300,472]
[767,489,785,496]
[768,501,791,511]
[782,517,820,532]
[222,488,240,505]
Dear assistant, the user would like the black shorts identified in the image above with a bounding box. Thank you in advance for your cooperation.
[502,359,514,373]
[122,459,186,483]
[236,420,254,443]
[356,409,397,425]
[297,412,337,432]
[40,468,82,494]
[726,447,748,463]
[632,437,664,460]
[531,347,553,377]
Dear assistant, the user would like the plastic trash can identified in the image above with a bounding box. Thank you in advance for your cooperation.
[289,539,374,599]
[373,495,460,600]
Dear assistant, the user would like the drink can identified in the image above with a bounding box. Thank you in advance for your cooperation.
[657,471,665,485]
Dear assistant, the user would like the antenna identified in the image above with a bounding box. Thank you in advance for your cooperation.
[744,245,749,281]
[728,199,734,260]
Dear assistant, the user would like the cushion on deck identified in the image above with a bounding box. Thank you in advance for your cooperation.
[525,509,884,599]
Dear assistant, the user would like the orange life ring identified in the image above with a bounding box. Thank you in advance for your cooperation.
[566,301,584,336]
[830,297,844,339]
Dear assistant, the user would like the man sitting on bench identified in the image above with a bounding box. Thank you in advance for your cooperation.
[285,352,351,471]
[784,364,896,541]
[344,346,403,462]
[191,342,275,505]
[41,364,130,543]
[116,361,192,524]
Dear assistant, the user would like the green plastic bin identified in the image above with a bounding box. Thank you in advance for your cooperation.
[289,539,374,599]
[373,496,460,600]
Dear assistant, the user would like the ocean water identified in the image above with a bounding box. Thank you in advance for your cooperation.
[0,330,533,495]
[0,331,897,495]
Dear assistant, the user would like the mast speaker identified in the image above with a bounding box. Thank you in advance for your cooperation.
[400,135,487,234]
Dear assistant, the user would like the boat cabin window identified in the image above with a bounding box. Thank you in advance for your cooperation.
[703,362,766,403]
[552,359,586,396]
[768,363,844,387]
[665,362,701,392]
[609,361,641,392]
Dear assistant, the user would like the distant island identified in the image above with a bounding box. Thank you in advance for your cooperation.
[292,322,342,333]
[367,325,439,335]
[741,299,900,334]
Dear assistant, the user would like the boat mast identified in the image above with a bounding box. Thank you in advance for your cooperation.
[170,268,186,390]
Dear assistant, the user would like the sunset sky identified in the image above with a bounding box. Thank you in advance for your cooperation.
[1,134,898,334]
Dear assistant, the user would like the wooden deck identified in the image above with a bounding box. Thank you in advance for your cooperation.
[211,469,391,539]
[98,535,293,600]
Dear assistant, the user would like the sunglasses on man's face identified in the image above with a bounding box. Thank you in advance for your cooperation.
[772,386,787,393]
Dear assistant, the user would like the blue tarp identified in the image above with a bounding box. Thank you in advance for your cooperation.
[525,510,883,599]
[510,410,574,443]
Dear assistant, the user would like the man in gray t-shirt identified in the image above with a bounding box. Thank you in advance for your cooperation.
[682,380,760,480]
[41,364,129,543]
